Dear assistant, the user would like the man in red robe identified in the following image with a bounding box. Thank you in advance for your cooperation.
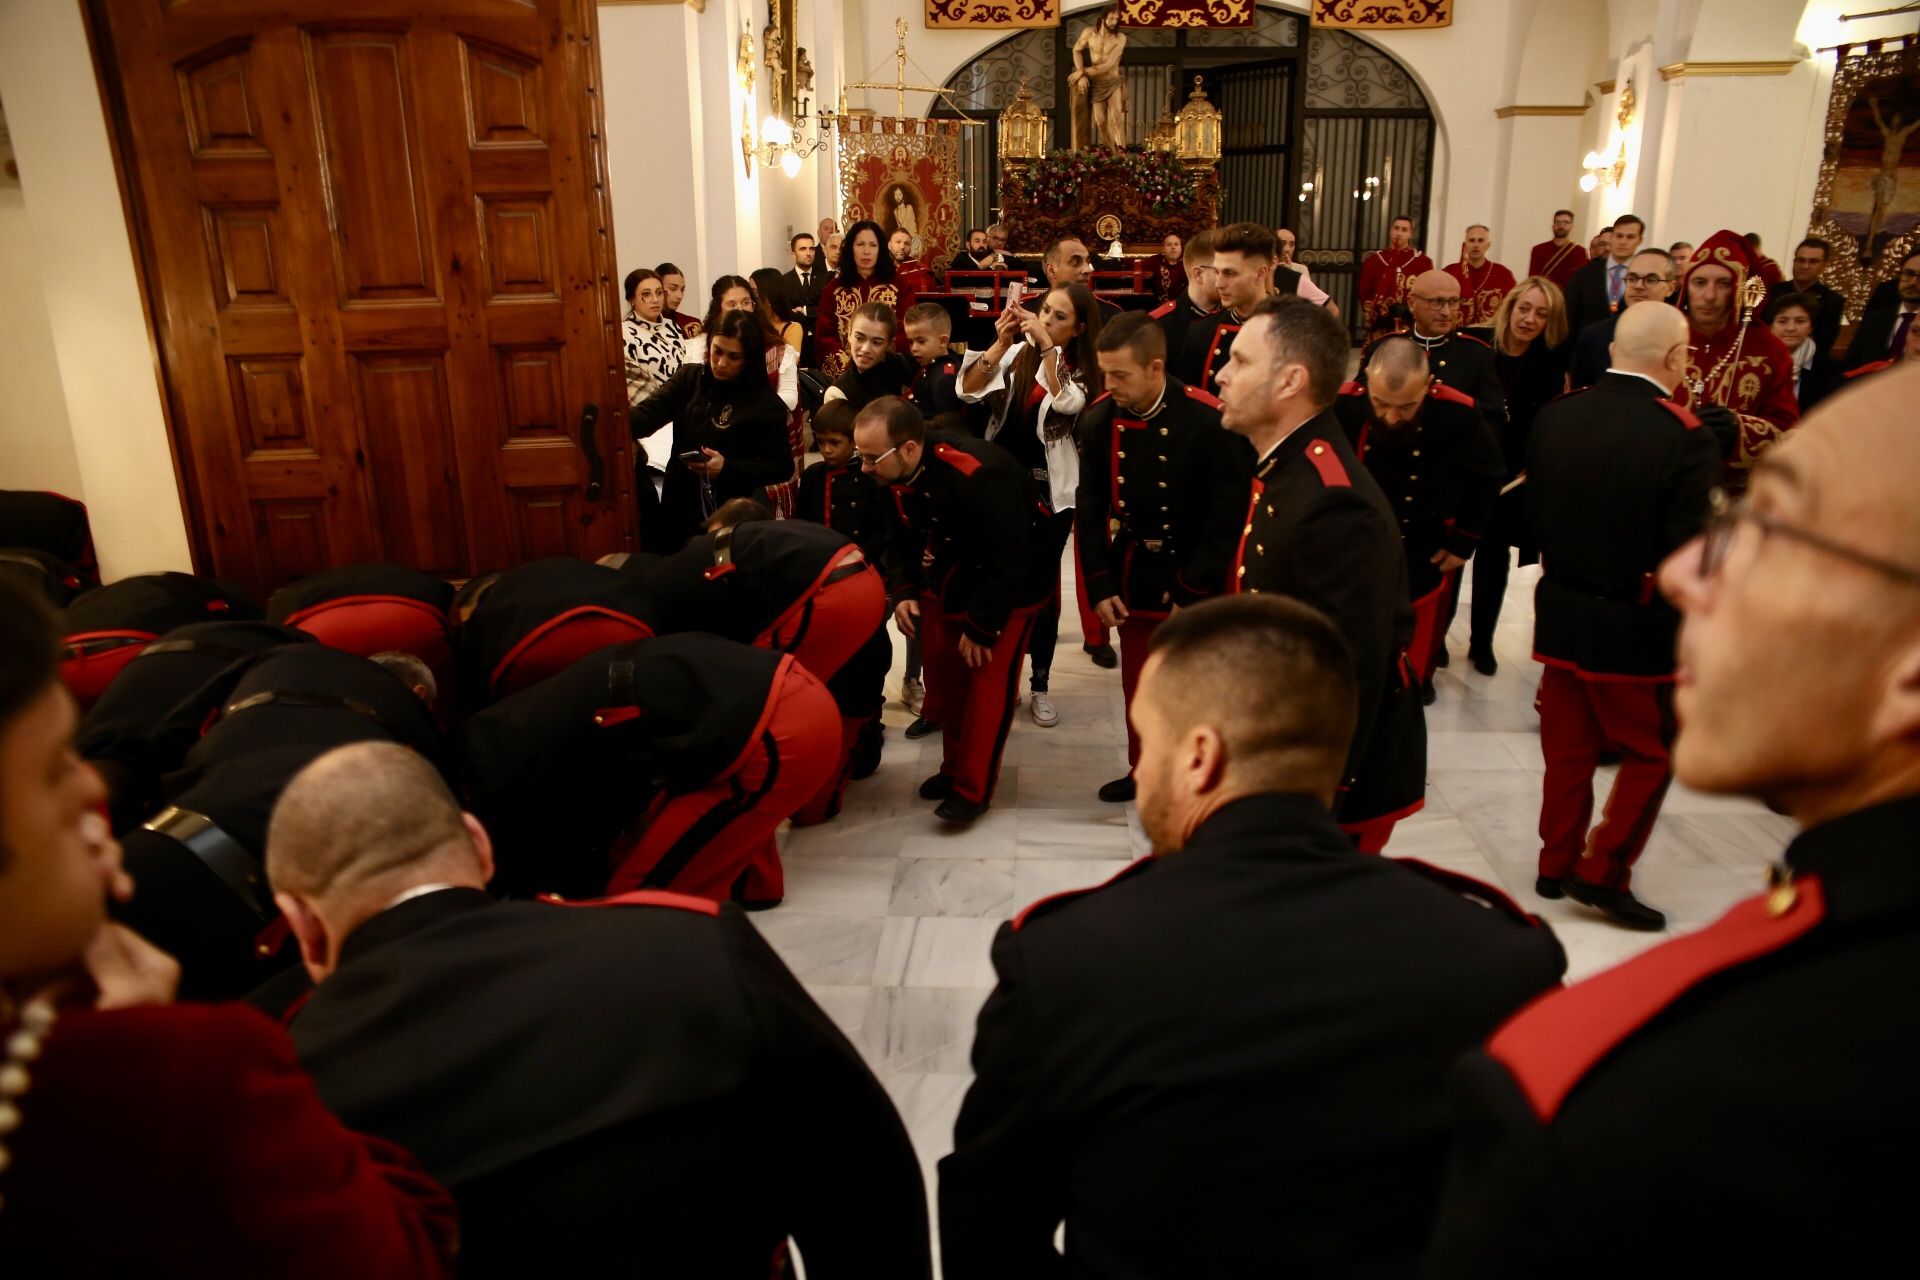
[1445,224,1518,328]
[1358,214,1434,339]
[1526,209,1588,292]
[1676,229,1800,481]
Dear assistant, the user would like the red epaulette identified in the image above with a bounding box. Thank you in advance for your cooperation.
[1338,380,1367,397]
[1011,857,1156,931]
[538,889,721,916]
[1303,439,1351,488]
[1182,383,1223,409]
[1451,330,1492,349]
[1488,877,1827,1122]
[932,441,983,476]
[1391,857,1539,926]
[1845,358,1894,380]
[1149,300,1176,319]
[1428,382,1475,408]
[1655,398,1703,429]
[1088,390,1114,407]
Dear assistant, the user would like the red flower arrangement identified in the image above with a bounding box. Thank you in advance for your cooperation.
[1023,145,1199,216]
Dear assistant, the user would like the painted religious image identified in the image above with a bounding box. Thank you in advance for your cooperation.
[1826,65,1920,265]
[1071,6,1130,149]
[882,182,927,258]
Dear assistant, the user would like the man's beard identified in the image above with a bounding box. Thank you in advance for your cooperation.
[1136,761,1181,853]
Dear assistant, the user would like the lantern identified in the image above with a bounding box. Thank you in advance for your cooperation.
[999,77,1048,167]
[1174,76,1221,168]
[1145,89,1177,155]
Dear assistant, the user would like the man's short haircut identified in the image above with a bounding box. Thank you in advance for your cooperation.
[1796,237,1831,257]
[852,301,897,334]
[1247,295,1348,407]
[1631,247,1675,272]
[1095,309,1168,365]
[369,652,437,705]
[1044,237,1088,267]
[966,226,985,239]
[1214,221,1278,262]
[1147,595,1357,793]
[790,232,815,250]
[654,261,684,280]
[1554,208,1574,219]
[267,743,470,903]
[1365,336,1430,387]
[812,399,856,440]
[1185,227,1219,267]
[1745,232,1763,250]
[1390,213,1413,227]
[707,497,774,530]
[1612,214,1646,234]
[855,395,925,447]
[902,302,953,335]
[1465,223,1489,235]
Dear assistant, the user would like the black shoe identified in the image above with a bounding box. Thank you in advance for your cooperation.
[730,872,782,911]
[1564,880,1667,931]
[1098,775,1136,803]
[935,794,990,825]
[918,773,955,801]
[1469,648,1499,677]
[1535,875,1567,900]
[1420,677,1437,706]
[1084,642,1119,670]
[904,716,938,740]
[849,720,884,779]
[1434,648,1451,669]
[1597,748,1623,767]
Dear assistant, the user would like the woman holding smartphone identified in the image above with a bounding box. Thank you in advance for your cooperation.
[629,310,792,552]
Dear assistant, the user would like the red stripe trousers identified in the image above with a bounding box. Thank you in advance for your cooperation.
[1536,664,1676,891]
[758,551,887,684]
[920,597,1041,805]
[1117,611,1162,768]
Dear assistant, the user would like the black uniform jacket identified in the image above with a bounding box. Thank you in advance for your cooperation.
[882,430,1049,646]
[798,460,898,564]
[267,563,454,624]
[1235,412,1426,824]
[628,362,793,520]
[624,520,864,644]
[1150,294,1214,378]
[63,571,261,641]
[292,887,932,1280]
[908,353,971,421]
[1430,793,1920,1277]
[458,636,785,896]
[830,352,912,412]
[78,620,316,832]
[1361,329,1507,427]
[1527,373,1719,677]
[1176,306,1246,394]
[1336,381,1506,599]
[456,557,655,705]
[940,793,1567,1280]
[0,547,89,606]
[0,488,93,565]
[1072,380,1250,613]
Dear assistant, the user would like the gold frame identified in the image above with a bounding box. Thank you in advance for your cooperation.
[1807,38,1920,321]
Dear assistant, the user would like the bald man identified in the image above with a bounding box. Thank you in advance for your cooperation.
[1432,363,1920,1272]
[1359,270,1505,428]
[941,595,1564,1277]
[271,742,932,1278]
[1525,301,1721,931]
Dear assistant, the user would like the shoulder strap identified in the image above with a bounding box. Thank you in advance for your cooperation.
[1428,382,1476,408]
[538,889,721,915]
[1012,857,1156,931]
[1303,439,1351,488]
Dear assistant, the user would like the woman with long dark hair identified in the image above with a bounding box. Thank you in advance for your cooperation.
[747,268,806,515]
[750,267,805,353]
[958,282,1109,726]
[815,219,917,377]
[629,310,791,551]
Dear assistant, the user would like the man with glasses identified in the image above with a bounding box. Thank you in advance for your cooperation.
[1569,247,1679,389]
[1844,249,1920,371]
[1524,301,1719,931]
[1360,270,1504,427]
[1151,227,1220,366]
[1766,237,1844,359]
[1432,362,1920,1274]
[852,397,1047,824]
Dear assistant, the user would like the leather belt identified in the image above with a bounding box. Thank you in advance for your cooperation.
[141,806,274,924]
[822,555,868,587]
[140,638,260,663]
[221,689,405,739]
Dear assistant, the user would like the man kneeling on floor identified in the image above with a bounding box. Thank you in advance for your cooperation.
[939,595,1566,1277]
[268,742,932,1279]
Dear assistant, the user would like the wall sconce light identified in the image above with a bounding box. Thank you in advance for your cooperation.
[1579,141,1627,192]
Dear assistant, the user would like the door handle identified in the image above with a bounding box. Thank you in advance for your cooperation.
[578,403,605,502]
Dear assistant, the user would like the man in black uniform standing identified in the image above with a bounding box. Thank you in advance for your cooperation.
[271,742,931,1279]
[1216,296,1427,851]
[1177,222,1279,394]
[1429,363,1920,1278]
[1336,338,1505,704]
[853,396,1047,824]
[940,595,1565,1278]
[1361,268,1505,425]
[1150,227,1218,369]
[1526,302,1720,931]
[1076,311,1250,802]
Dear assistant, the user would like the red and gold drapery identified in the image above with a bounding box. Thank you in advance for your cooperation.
[1310,0,1453,29]
[925,0,1059,30]
[1119,0,1255,27]
[836,116,966,273]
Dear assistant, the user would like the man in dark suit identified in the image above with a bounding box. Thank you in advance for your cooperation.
[1766,236,1845,358]
[272,741,932,1280]
[939,595,1566,1278]
[1564,214,1646,336]
[1569,247,1678,388]
[778,231,830,364]
[1845,249,1920,369]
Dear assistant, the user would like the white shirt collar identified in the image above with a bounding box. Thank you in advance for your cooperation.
[384,883,466,911]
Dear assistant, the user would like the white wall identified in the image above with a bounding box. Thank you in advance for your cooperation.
[601,3,706,284]
[0,179,83,499]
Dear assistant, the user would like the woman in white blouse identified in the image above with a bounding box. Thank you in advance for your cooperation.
[958,282,1106,728]
[622,268,684,407]
[685,275,803,513]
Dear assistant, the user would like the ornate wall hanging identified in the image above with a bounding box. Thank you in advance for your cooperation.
[926,0,1061,31]
[1808,37,1920,320]
[1310,0,1452,30]
[836,116,967,268]
[1119,0,1256,29]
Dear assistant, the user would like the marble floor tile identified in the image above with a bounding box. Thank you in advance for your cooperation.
[753,912,884,986]
[893,916,1004,988]
[859,987,992,1074]
[775,855,901,915]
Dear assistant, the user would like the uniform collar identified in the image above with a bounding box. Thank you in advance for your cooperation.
[1782,792,1920,929]
[337,886,495,966]
[1410,328,1451,351]
[1259,407,1342,471]
[1182,792,1349,856]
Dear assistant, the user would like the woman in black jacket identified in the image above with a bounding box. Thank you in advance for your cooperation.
[630,310,792,551]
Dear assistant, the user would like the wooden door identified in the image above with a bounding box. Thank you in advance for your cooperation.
[92,0,631,595]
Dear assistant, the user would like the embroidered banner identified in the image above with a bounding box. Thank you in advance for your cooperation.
[1310,0,1453,29]
[1119,0,1256,27]
[925,0,1060,30]
[836,116,966,272]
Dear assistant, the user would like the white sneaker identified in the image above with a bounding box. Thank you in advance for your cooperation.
[901,676,925,714]
[1029,691,1059,728]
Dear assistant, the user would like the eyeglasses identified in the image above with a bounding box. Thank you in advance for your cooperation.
[856,444,901,470]
[1411,295,1461,308]
[1699,488,1920,588]
[1623,273,1671,287]
[1900,270,1920,282]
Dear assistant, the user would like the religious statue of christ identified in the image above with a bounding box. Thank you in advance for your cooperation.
[1070,7,1129,151]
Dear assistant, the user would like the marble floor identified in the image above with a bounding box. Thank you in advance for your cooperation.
[761,552,1798,1252]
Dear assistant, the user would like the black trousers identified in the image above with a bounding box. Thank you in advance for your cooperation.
[1027,509,1075,692]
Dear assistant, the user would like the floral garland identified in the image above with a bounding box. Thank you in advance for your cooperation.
[1022,146,1200,216]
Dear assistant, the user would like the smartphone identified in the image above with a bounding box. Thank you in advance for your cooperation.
[677,450,707,466]
[1005,280,1024,310]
